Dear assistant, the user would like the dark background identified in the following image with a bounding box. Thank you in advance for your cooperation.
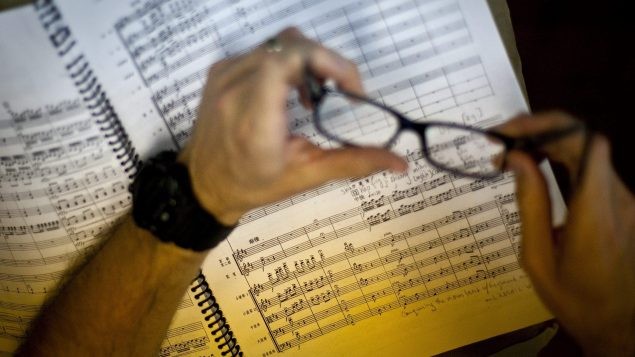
[508,0,634,192]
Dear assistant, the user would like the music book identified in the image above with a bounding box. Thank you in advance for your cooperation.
[0,0,567,355]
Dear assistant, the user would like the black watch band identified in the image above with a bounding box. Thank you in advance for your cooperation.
[130,151,235,251]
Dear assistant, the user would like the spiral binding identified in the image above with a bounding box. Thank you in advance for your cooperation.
[34,0,141,179]
[192,270,243,356]
[33,3,238,354]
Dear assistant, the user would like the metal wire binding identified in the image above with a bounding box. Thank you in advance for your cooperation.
[191,270,243,356]
[35,0,141,179]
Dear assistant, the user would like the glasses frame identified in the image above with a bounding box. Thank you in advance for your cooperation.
[306,73,585,179]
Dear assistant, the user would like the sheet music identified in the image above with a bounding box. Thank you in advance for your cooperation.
[0,7,214,355]
[0,7,129,352]
[53,0,566,355]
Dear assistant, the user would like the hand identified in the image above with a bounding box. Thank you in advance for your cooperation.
[178,28,407,225]
[496,112,635,355]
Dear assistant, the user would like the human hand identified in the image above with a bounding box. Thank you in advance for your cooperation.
[496,112,635,355]
[178,28,407,225]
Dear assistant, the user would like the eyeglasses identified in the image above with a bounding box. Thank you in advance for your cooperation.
[305,73,585,179]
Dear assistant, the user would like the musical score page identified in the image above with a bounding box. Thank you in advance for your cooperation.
[0,6,218,355]
[52,0,566,355]
[0,6,129,351]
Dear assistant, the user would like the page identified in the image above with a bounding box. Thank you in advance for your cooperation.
[53,0,567,355]
[0,6,217,355]
[0,6,127,352]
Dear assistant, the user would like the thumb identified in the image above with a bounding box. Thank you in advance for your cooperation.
[306,146,408,182]
[506,151,559,294]
[286,137,407,190]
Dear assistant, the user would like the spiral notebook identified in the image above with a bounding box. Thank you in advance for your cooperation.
[0,0,567,355]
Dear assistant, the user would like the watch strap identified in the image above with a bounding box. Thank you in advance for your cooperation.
[131,151,235,251]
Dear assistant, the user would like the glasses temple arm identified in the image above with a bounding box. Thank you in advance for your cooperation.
[574,126,593,187]
[500,122,592,199]
[304,70,324,104]
[508,122,586,152]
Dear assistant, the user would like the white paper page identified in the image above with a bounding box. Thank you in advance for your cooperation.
[54,0,530,155]
[0,6,131,352]
[52,0,567,355]
[0,6,215,355]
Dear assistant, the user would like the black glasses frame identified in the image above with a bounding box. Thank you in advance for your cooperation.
[305,73,585,179]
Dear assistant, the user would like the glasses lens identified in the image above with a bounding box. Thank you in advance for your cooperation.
[424,125,506,177]
[316,92,400,147]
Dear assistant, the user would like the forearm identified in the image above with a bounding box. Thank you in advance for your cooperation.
[17,216,207,356]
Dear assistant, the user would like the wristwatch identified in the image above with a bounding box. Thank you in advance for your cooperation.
[130,151,235,251]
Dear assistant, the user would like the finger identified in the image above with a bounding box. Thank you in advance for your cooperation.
[206,52,264,92]
[576,135,613,201]
[269,27,364,96]
[285,137,408,187]
[226,27,364,144]
[206,30,304,92]
[567,135,629,249]
[211,28,363,104]
[506,150,560,294]
[494,111,586,176]
[297,76,327,110]
[316,147,408,177]
[297,85,312,110]
[495,111,575,136]
[306,47,364,96]
[583,136,635,256]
